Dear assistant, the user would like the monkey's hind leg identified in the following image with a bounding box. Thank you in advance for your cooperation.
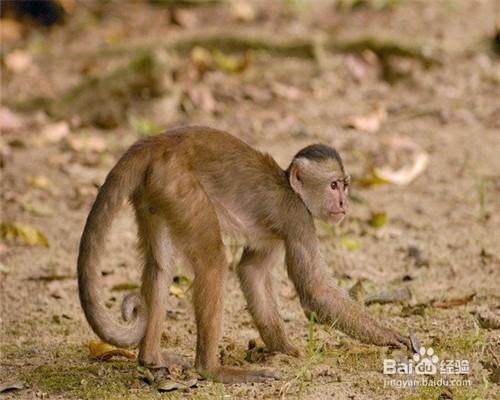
[192,253,279,383]
[135,210,188,369]
[237,247,300,357]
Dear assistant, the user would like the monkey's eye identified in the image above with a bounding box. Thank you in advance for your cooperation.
[330,181,337,190]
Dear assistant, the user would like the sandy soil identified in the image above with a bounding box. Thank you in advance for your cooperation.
[1,1,499,399]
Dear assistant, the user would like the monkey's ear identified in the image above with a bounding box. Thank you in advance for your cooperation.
[289,159,304,195]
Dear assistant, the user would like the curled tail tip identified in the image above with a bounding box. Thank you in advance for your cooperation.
[121,292,146,322]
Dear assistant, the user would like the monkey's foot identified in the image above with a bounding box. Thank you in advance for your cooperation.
[200,366,280,384]
[139,352,191,370]
[270,342,301,357]
[374,327,411,351]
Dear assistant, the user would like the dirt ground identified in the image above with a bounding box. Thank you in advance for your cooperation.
[1,1,499,399]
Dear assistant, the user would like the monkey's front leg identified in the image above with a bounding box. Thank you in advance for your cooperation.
[285,241,410,350]
[193,266,279,383]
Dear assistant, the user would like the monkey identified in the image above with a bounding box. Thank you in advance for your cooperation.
[78,126,410,383]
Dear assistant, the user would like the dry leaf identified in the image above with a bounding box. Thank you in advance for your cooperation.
[368,211,386,228]
[28,274,74,282]
[0,382,24,393]
[40,121,70,144]
[66,135,107,153]
[212,49,250,74]
[185,85,216,113]
[169,284,186,298]
[0,107,24,131]
[345,50,381,82]
[347,105,387,133]
[271,82,302,100]
[89,340,136,361]
[372,136,430,185]
[137,365,155,385]
[339,237,361,250]
[474,309,500,329]
[230,0,257,22]
[157,380,183,392]
[364,287,412,305]
[25,175,51,190]
[111,282,139,291]
[173,8,198,28]
[230,1,257,22]
[170,274,191,298]
[0,262,9,273]
[374,152,429,185]
[22,202,54,217]
[5,49,32,73]
[432,293,476,309]
[0,222,49,247]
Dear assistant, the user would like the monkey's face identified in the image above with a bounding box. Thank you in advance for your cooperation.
[289,158,349,224]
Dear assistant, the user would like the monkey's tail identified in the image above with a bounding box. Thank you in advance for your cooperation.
[77,143,150,348]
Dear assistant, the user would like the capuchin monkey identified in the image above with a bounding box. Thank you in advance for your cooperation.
[78,126,410,383]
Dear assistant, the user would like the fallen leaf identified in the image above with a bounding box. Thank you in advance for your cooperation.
[157,378,197,392]
[28,274,74,282]
[432,293,476,309]
[25,175,51,190]
[185,85,216,113]
[0,262,9,273]
[40,121,70,144]
[0,221,49,247]
[89,340,136,361]
[169,284,186,298]
[339,237,361,250]
[212,49,250,74]
[131,117,162,137]
[172,8,198,28]
[190,46,213,75]
[111,282,139,291]
[137,366,156,384]
[353,169,388,187]
[0,382,24,393]
[347,105,387,133]
[22,202,54,217]
[271,82,302,100]
[474,309,500,329]
[364,287,412,305]
[66,135,107,153]
[345,50,381,81]
[230,1,257,22]
[0,107,25,131]
[374,152,429,185]
[368,211,386,228]
[5,49,32,73]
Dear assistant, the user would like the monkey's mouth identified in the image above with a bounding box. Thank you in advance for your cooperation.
[329,211,346,222]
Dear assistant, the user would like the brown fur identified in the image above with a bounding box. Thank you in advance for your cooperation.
[78,126,409,383]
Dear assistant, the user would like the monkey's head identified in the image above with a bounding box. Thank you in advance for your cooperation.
[287,144,350,224]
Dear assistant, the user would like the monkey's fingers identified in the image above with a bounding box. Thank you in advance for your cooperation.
[390,331,412,351]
